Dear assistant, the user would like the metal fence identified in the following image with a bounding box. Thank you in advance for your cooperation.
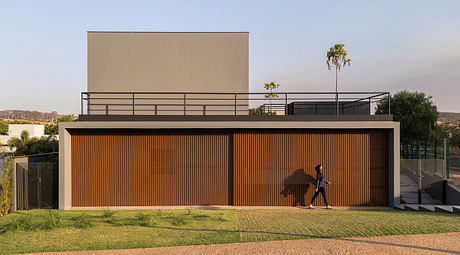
[81,91,390,116]
[15,155,58,210]
[400,158,446,204]
[401,138,450,178]
[400,138,452,204]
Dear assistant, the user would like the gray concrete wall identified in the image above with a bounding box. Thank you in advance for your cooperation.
[59,120,400,209]
[88,32,249,93]
[87,32,249,115]
[446,181,460,205]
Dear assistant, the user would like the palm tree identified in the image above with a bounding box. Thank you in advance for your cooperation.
[327,44,351,115]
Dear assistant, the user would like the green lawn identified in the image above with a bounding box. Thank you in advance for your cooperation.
[0,209,240,254]
[238,209,460,242]
[0,209,459,254]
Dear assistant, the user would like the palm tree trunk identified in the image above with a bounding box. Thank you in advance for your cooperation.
[335,66,339,115]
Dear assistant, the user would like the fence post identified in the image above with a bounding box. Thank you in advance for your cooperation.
[87,93,91,115]
[388,92,391,114]
[132,93,135,115]
[418,159,422,204]
[234,94,237,116]
[443,138,447,180]
[368,97,371,115]
[184,93,186,115]
[37,164,41,209]
[285,93,288,115]
[203,105,206,116]
[446,138,450,179]
[154,105,158,116]
[434,138,438,175]
[105,105,109,115]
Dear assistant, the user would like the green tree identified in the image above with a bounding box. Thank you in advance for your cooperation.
[44,114,76,135]
[7,130,58,155]
[451,129,460,149]
[0,119,8,135]
[7,130,30,154]
[375,91,438,144]
[44,123,58,136]
[264,82,280,99]
[327,44,351,115]
[432,123,460,149]
[264,82,280,115]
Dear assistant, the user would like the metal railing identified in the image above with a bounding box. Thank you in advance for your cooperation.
[80,91,390,116]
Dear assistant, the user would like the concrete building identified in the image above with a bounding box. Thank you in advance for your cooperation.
[0,124,45,152]
[59,32,400,209]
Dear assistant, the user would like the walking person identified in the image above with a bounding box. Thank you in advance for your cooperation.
[309,164,332,209]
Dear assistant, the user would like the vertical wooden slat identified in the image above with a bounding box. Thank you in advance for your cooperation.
[71,129,229,206]
[71,129,389,207]
[233,129,389,206]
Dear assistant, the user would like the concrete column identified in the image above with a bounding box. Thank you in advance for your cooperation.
[58,126,72,209]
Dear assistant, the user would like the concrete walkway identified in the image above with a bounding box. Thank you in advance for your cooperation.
[33,232,460,255]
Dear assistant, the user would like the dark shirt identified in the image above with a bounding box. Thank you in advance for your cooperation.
[315,172,329,189]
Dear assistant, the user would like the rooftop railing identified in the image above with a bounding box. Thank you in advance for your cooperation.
[80,91,390,116]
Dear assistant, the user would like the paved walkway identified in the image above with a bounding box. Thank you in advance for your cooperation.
[34,232,460,255]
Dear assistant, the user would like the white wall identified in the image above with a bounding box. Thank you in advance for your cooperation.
[8,124,44,138]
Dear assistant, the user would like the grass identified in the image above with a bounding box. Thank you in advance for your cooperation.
[0,209,239,254]
[237,209,460,242]
[0,209,458,254]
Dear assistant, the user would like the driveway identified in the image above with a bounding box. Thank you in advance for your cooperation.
[32,232,460,255]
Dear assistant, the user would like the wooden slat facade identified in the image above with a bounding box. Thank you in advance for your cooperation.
[70,129,388,207]
[233,130,388,206]
[71,129,230,206]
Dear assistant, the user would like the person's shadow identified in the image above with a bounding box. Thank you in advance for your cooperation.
[280,169,315,206]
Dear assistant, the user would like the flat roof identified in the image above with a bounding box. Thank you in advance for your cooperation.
[87,31,249,33]
[78,115,394,122]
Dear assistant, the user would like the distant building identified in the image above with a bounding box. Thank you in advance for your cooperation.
[0,124,45,152]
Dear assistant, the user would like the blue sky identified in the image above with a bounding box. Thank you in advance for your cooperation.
[1,0,459,114]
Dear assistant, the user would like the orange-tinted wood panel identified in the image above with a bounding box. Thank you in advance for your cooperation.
[71,129,229,206]
[233,130,388,206]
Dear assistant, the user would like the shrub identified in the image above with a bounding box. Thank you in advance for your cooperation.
[187,208,192,215]
[74,213,92,228]
[102,209,115,223]
[136,213,156,227]
[46,210,62,229]
[156,209,162,216]
[171,215,186,226]
[0,158,12,216]
[10,215,34,231]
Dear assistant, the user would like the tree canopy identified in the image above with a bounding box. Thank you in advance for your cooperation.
[44,114,76,135]
[375,91,438,144]
[326,44,351,71]
[7,130,58,155]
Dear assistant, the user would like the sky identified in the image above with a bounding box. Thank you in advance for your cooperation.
[1,0,459,114]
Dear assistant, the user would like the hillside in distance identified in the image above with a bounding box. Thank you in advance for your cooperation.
[438,112,460,126]
[0,110,59,122]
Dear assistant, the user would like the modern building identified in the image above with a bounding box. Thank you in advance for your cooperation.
[0,124,46,152]
[59,32,400,209]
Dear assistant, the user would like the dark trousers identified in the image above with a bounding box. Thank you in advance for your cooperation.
[310,186,328,206]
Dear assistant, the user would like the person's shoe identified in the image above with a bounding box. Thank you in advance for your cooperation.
[308,204,314,209]
[326,205,332,209]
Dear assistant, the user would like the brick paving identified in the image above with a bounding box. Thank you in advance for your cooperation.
[32,232,460,255]
[237,209,460,242]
